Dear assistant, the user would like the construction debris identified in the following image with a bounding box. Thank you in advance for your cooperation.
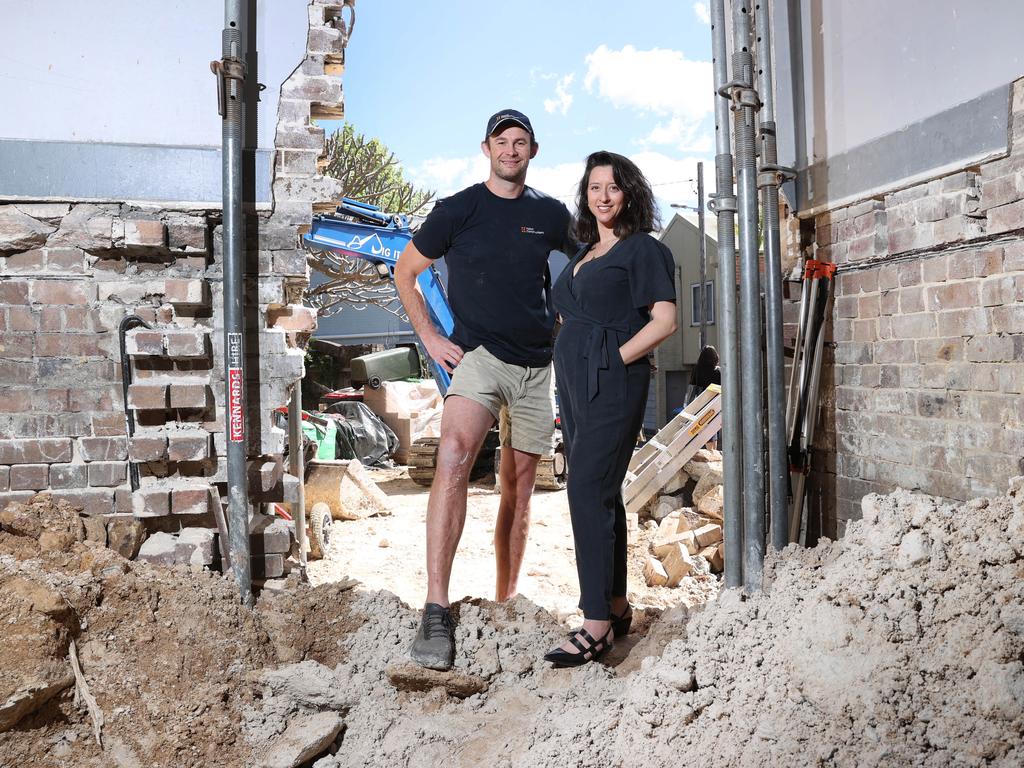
[304,459,391,521]
[361,380,443,465]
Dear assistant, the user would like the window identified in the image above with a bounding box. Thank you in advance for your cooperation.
[690,281,715,326]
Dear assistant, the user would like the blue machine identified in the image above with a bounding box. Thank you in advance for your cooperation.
[303,198,454,393]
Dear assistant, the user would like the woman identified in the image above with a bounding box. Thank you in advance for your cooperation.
[544,152,677,667]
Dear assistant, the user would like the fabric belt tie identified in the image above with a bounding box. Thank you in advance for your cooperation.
[567,319,629,402]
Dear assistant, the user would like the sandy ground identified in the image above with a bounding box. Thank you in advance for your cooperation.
[307,468,719,626]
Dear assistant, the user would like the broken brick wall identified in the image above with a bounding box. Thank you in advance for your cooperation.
[0,1,352,544]
[802,77,1024,537]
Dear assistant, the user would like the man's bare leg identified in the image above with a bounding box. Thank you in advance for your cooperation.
[425,396,495,607]
[494,447,541,602]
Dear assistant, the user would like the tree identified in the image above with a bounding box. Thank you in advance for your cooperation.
[322,123,435,215]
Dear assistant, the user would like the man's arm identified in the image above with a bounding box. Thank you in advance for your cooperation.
[394,241,464,373]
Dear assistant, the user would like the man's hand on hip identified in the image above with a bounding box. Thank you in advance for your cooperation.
[423,330,464,373]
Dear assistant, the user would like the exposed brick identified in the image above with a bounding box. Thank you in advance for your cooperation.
[164,330,207,358]
[897,262,922,287]
[987,198,1024,235]
[124,219,166,247]
[30,389,69,412]
[132,487,170,517]
[29,279,95,305]
[0,281,29,303]
[966,335,1016,363]
[917,392,954,418]
[0,491,34,507]
[857,294,880,319]
[971,364,1001,392]
[878,264,899,291]
[167,432,210,462]
[0,334,33,357]
[45,248,86,273]
[129,435,168,461]
[79,436,128,462]
[933,215,982,245]
[88,461,127,487]
[921,255,948,283]
[91,413,126,437]
[171,485,214,516]
[52,488,114,516]
[874,339,916,363]
[8,306,35,331]
[39,306,61,331]
[4,249,46,271]
[0,438,73,464]
[991,304,1024,334]
[266,304,317,332]
[36,333,103,357]
[49,463,89,489]
[166,218,208,251]
[273,250,308,276]
[937,308,991,337]
[0,466,7,491]
[127,383,167,410]
[68,387,119,413]
[917,338,963,362]
[125,330,164,356]
[981,275,1016,307]
[897,287,924,314]
[926,281,979,311]
[165,279,207,306]
[0,390,32,412]
[9,464,48,490]
[834,342,873,365]
[169,383,209,409]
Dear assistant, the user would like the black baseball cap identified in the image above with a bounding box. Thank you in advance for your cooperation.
[485,109,535,140]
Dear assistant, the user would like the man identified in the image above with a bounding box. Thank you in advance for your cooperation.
[394,109,573,670]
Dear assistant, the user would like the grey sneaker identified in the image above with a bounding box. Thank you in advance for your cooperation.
[409,603,455,671]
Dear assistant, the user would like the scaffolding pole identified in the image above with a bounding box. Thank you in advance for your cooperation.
[709,0,742,588]
[730,0,766,592]
[213,0,252,606]
[754,0,790,552]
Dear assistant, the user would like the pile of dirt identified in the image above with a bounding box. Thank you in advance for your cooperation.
[4,480,1023,767]
[294,482,1024,767]
[0,494,362,768]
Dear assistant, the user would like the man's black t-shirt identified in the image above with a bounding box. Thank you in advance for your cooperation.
[412,183,573,367]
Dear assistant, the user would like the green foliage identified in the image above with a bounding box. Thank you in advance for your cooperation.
[323,123,435,215]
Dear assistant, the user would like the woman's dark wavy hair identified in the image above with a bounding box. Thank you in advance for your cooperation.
[573,151,661,244]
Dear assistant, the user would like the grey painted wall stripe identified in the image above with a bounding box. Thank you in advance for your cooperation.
[793,85,1010,215]
[0,139,273,205]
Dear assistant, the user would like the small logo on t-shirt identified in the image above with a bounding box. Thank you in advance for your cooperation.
[520,226,545,235]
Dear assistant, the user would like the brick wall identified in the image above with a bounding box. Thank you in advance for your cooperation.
[0,1,351,537]
[805,78,1024,535]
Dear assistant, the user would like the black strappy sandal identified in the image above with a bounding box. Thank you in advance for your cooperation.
[566,606,632,638]
[544,626,614,668]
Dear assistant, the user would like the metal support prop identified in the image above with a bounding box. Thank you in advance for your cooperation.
[731,0,766,592]
[754,0,789,552]
[709,0,743,589]
[697,161,708,351]
[213,0,252,606]
[289,384,308,574]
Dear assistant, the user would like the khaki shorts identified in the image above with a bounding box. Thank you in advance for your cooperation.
[445,345,555,455]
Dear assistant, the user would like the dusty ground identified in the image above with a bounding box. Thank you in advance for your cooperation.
[3,478,1023,767]
[307,469,719,624]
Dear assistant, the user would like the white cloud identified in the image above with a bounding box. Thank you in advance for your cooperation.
[405,155,489,196]
[543,74,575,116]
[694,2,711,25]
[583,44,714,155]
[584,44,712,122]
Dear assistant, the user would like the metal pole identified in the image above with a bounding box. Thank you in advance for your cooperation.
[731,0,766,592]
[709,0,742,589]
[755,0,789,552]
[289,384,308,573]
[214,0,252,606]
[697,161,708,351]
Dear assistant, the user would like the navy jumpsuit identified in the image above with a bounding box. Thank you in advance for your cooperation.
[552,233,676,619]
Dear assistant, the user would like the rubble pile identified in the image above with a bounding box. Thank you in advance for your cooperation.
[637,448,725,584]
[2,480,1023,766]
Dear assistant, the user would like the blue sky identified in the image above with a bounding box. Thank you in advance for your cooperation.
[320,1,716,223]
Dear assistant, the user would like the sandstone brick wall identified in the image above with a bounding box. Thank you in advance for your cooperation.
[0,1,352,534]
[806,78,1024,534]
